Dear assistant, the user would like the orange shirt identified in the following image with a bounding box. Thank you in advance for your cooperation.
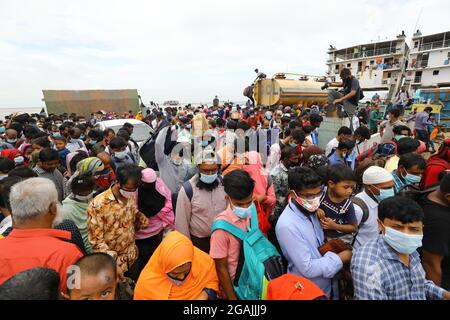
[0,228,83,292]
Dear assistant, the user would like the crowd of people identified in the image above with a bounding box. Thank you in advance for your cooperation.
[0,77,449,300]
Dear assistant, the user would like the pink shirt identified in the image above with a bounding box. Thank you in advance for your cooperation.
[210,207,250,281]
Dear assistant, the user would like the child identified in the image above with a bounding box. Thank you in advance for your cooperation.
[301,125,315,148]
[54,136,70,170]
[63,253,118,300]
[109,137,134,171]
[33,148,66,202]
[328,139,356,169]
[316,164,358,247]
[210,169,255,300]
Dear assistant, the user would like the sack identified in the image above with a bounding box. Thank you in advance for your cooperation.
[139,121,172,170]
[318,238,348,256]
[243,85,254,98]
[211,209,284,300]
[266,273,328,300]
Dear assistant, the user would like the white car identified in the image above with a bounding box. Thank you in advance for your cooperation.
[94,119,153,147]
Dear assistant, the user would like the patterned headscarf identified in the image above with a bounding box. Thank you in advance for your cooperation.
[307,154,330,169]
[76,157,104,175]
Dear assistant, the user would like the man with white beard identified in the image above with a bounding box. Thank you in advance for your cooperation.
[0,177,83,293]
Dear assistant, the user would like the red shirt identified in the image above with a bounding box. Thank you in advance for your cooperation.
[0,228,83,292]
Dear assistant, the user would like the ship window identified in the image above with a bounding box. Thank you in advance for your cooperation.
[433,70,439,76]
[347,63,351,67]
[414,42,419,48]
[335,65,339,70]
[370,60,374,64]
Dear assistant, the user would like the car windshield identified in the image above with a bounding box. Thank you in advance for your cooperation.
[109,124,151,142]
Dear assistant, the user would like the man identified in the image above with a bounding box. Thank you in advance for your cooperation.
[33,148,66,202]
[325,126,352,157]
[266,129,304,173]
[419,173,450,290]
[353,166,395,250]
[393,87,410,115]
[379,107,406,144]
[407,106,433,152]
[384,137,420,173]
[351,196,450,300]
[87,164,149,282]
[175,150,227,253]
[328,139,356,169]
[254,68,267,81]
[327,68,363,131]
[0,178,83,292]
[392,152,426,194]
[0,176,23,235]
[66,127,88,153]
[276,167,352,299]
[369,103,383,134]
[309,114,324,146]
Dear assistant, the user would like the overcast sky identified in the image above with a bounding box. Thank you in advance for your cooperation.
[1,0,449,108]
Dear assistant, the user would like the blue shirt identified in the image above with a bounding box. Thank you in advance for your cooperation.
[351,235,445,300]
[275,202,343,298]
[328,152,346,166]
[311,129,319,146]
[112,154,134,171]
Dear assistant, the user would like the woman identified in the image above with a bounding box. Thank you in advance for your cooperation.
[66,156,104,194]
[422,138,450,189]
[1,149,25,167]
[134,231,219,300]
[19,143,33,166]
[301,145,325,166]
[135,168,175,273]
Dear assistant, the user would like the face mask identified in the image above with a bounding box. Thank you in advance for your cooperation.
[52,132,60,138]
[383,225,423,255]
[402,172,422,185]
[0,127,5,133]
[167,274,188,286]
[171,158,183,166]
[395,135,407,141]
[75,191,95,203]
[7,138,17,144]
[88,140,97,145]
[119,189,135,199]
[201,140,209,147]
[186,124,192,129]
[292,190,321,213]
[232,202,256,219]
[114,151,127,160]
[14,156,24,165]
[372,186,395,202]
[266,115,272,120]
[199,172,218,184]
[289,142,298,148]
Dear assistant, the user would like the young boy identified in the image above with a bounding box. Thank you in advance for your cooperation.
[63,253,118,300]
[109,137,134,171]
[33,148,66,202]
[210,169,255,300]
[317,164,358,246]
[54,136,70,170]
[328,139,356,169]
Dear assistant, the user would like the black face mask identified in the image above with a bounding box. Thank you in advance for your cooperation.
[141,182,156,190]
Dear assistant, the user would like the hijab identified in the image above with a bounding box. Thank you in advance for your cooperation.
[138,168,166,217]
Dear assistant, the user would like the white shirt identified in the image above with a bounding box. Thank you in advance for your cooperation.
[325,137,339,157]
[353,190,380,250]
[0,215,12,235]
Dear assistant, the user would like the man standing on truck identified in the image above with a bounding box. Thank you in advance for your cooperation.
[326,68,363,132]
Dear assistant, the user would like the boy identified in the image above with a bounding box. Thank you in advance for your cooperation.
[316,164,358,246]
[63,253,118,300]
[54,136,70,170]
[33,148,66,202]
[328,139,356,169]
[210,169,255,300]
[0,158,15,181]
[109,137,134,171]
[392,152,426,194]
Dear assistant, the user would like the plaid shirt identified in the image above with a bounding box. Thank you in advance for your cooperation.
[351,235,445,300]
[392,171,407,194]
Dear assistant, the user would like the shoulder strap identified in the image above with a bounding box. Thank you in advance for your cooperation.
[211,220,247,240]
[183,181,193,201]
[351,196,369,225]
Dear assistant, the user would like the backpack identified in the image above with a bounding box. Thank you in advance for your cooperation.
[211,208,284,300]
[350,196,370,247]
[139,121,172,171]
[397,184,439,201]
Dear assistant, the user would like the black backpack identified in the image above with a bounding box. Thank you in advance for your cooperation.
[397,184,439,201]
[139,121,172,171]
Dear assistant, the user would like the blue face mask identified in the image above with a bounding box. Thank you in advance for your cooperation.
[7,138,17,144]
[80,134,85,140]
[14,156,24,165]
[383,225,423,255]
[0,127,5,133]
[373,186,395,202]
[199,172,218,184]
[289,142,298,148]
[232,202,256,219]
[403,172,422,185]
[167,274,188,287]
[115,151,127,160]
[201,140,209,147]
[88,140,97,145]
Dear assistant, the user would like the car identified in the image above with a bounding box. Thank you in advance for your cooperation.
[94,119,153,147]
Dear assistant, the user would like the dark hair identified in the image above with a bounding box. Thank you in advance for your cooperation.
[354,126,371,140]
[309,114,324,124]
[327,164,356,183]
[103,128,115,137]
[388,107,401,118]
[337,139,356,150]
[32,136,51,148]
[237,121,250,132]
[69,151,89,174]
[88,129,104,141]
[23,126,40,140]
[116,129,131,141]
[397,137,420,155]
[53,135,67,143]
[340,68,351,78]
[0,157,15,174]
[0,267,60,300]
[59,123,71,132]
[301,125,314,135]
[0,176,23,210]
[208,120,217,129]
[109,137,127,150]
[9,123,23,135]
[223,169,255,200]
[398,153,426,170]
[38,148,59,162]
[281,116,291,124]
[378,196,424,223]
[72,253,117,288]
[393,125,412,136]
[215,118,225,127]
[7,166,38,179]
[116,164,142,186]
[71,173,96,196]
[280,146,299,161]
[424,106,433,113]
[291,129,305,144]
[75,124,87,132]
[440,172,450,194]
[289,120,302,130]
[226,120,237,130]
[288,167,322,191]
[337,126,352,136]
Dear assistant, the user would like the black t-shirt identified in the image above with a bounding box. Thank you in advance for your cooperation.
[418,195,450,290]
[343,76,362,106]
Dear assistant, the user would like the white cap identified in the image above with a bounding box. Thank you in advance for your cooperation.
[362,166,393,185]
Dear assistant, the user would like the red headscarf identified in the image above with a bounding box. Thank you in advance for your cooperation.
[1,149,21,161]
[422,138,450,188]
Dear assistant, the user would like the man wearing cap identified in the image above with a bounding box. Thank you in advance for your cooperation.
[352,166,395,250]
